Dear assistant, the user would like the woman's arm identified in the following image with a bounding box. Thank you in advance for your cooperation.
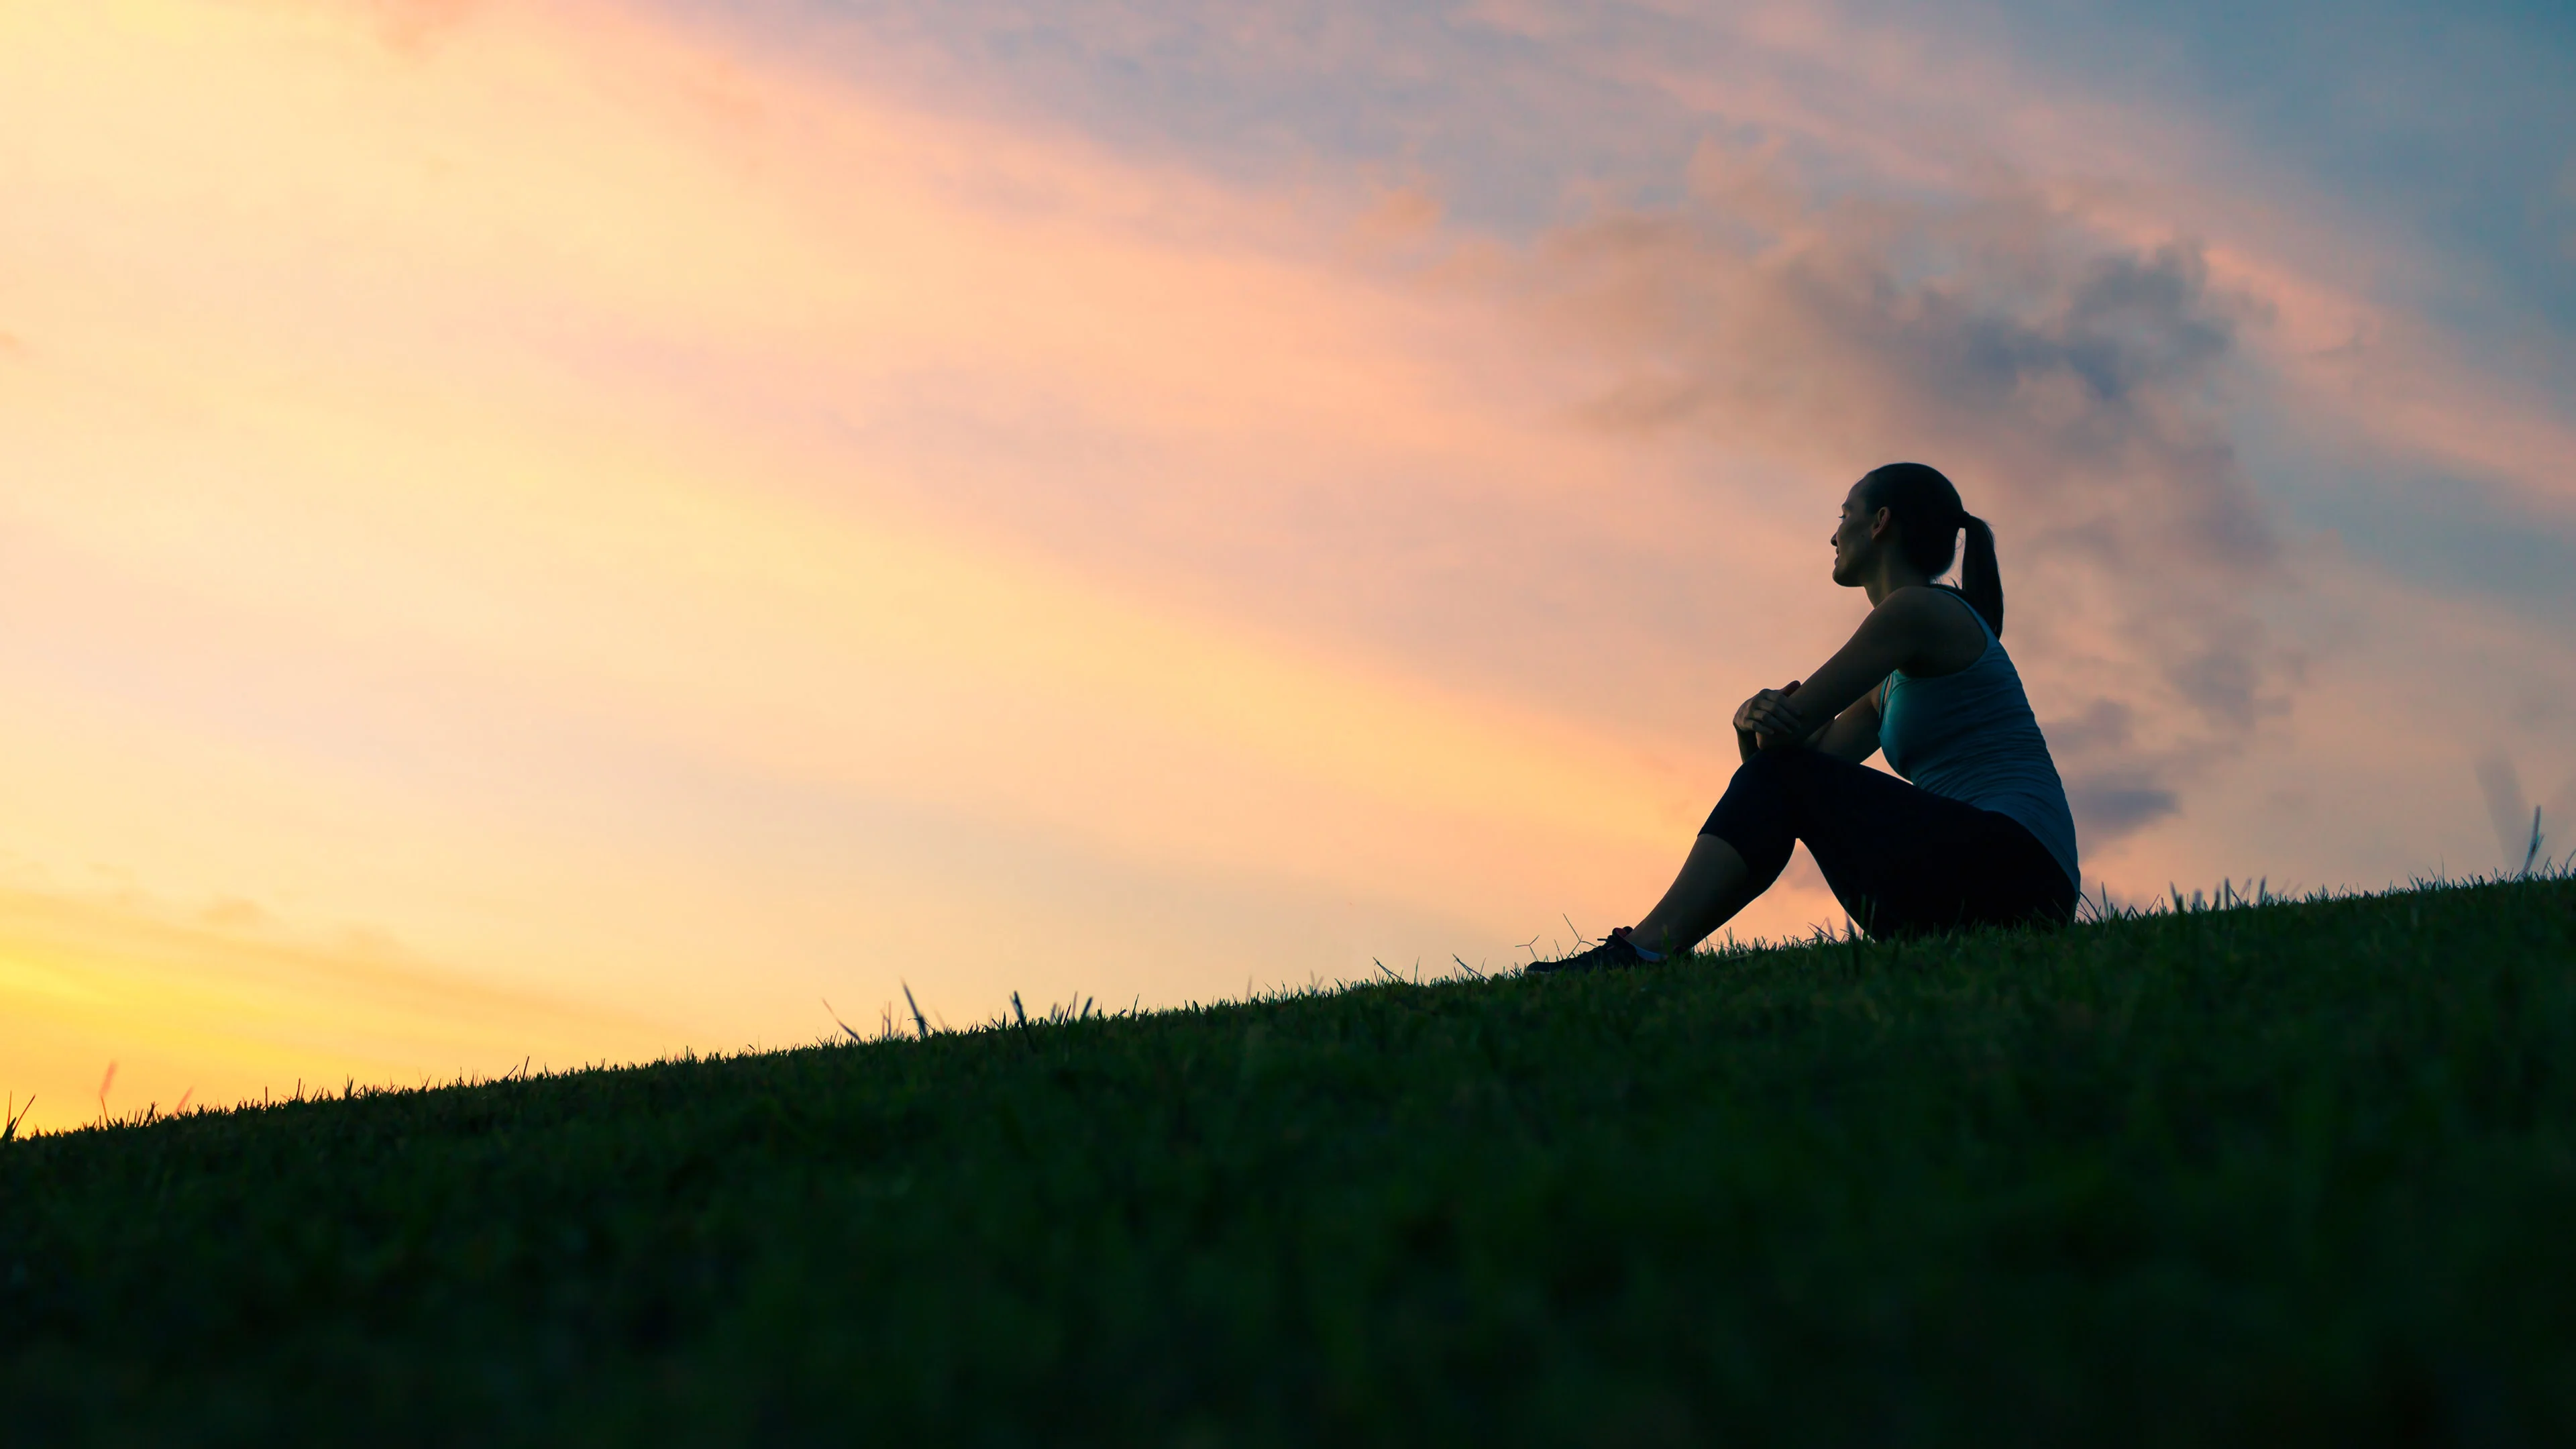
[1734,682,1880,762]
[1734,683,1808,762]
[1811,690,1883,763]
[1736,590,1960,751]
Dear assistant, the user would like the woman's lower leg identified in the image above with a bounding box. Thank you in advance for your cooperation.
[1629,834,1756,957]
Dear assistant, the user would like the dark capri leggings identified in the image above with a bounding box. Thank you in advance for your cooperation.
[1702,749,2078,938]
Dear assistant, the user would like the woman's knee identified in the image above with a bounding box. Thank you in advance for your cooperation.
[1699,753,1804,876]
[1727,747,1837,804]
[1743,745,1837,774]
[1727,748,1800,790]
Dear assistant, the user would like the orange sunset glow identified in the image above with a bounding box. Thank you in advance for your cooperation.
[4,0,2571,1132]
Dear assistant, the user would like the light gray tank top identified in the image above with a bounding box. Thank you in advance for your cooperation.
[1878,589,2081,889]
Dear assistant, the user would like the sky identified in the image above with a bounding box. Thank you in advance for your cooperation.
[3,0,2571,1132]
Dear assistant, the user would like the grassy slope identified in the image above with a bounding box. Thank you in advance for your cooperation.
[5,878,2575,1446]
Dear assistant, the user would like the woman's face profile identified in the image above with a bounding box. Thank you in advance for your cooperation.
[1829,482,1874,586]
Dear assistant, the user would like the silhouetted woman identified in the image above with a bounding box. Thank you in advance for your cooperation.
[1533,462,2080,973]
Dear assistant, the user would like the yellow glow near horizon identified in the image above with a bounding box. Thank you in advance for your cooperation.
[0,881,672,1130]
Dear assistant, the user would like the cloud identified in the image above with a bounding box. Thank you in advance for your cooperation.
[2065,779,2183,842]
[2034,700,2178,846]
[1497,140,2301,857]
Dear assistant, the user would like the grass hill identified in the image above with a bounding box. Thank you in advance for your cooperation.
[5,876,2575,1446]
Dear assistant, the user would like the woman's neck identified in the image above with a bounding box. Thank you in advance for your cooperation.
[1862,556,1935,607]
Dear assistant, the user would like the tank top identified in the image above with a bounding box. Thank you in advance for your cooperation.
[1878,589,2082,889]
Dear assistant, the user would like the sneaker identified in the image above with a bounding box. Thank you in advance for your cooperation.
[1525,926,1652,975]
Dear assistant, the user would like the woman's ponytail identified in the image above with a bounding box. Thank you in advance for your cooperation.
[1957,513,2002,636]
[1857,462,2006,636]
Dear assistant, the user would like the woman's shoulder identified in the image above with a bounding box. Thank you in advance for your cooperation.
[1872,586,1990,680]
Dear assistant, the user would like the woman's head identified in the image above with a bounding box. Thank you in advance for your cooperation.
[1830,462,2004,633]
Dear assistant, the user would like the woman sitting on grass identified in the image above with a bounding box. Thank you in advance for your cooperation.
[1534,462,2081,974]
